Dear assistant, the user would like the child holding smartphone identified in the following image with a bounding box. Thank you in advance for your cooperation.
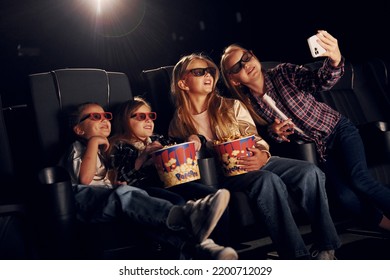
[168,53,341,259]
[220,31,390,233]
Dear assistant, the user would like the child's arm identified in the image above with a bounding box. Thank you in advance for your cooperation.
[79,136,109,185]
[135,141,163,169]
[109,140,161,186]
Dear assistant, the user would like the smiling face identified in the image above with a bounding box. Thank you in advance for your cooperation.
[74,103,111,139]
[222,47,262,86]
[128,104,154,141]
[179,59,216,97]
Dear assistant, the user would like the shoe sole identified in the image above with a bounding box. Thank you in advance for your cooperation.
[217,247,239,260]
[195,189,230,243]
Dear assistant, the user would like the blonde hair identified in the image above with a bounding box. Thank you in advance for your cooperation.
[169,53,238,140]
[220,44,267,126]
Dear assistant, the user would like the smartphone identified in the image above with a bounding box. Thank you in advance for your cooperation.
[307,35,326,58]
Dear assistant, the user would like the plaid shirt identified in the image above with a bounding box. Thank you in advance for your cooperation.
[249,58,344,161]
[109,138,163,188]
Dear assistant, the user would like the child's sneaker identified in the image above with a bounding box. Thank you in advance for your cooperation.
[311,249,337,260]
[195,239,238,260]
[183,189,230,243]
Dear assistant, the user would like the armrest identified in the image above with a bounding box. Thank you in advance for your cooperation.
[197,157,219,188]
[256,125,319,165]
[0,204,25,215]
[358,121,390,133]
[270,140,319,166]
[38,166,76,219]
[37,166,77,258]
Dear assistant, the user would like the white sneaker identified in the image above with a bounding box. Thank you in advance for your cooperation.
[183,189,230,243]
[311,249,337,260]
[195,239,238,260]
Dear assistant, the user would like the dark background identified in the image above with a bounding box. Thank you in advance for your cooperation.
[1,0,389,107]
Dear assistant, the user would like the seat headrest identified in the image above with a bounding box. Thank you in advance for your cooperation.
[51,69,111,110]
[141,66,175,135]
[261,61,282,71]
[29,68,133,166]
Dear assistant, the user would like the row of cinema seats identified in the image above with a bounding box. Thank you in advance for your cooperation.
[0,69,179,260]
[1,56,390,260]
[25,69,182,259]
[0,94,34,259]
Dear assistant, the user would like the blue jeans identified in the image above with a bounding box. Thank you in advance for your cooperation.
[74,185,189,252]
[143,181,219,205]
[143,187,186,205]
[143,181,230,245]
[169,181,217,201]
[222,157,341,259]
[322,116,390,226]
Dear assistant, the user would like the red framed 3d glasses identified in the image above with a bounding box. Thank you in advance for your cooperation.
[79,112,113,123]
[130,112,157,121]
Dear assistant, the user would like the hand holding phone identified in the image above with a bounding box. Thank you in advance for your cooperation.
[307,35,326,57]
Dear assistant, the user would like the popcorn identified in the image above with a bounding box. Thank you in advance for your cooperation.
[213,135,256,177]
[152,142,200,187]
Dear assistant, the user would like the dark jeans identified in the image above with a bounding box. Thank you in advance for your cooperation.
[144,181,231,246]
[221,157,341,259]
[73,185,189,251]
[144,187,186,205]
[322,116,390,226]
[169,181,230,246]
[143,181,219,205]
[144,181,230,246]
[169,181,217,201]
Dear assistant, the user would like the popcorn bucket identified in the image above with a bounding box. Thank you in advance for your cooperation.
[213,135,256,177]
[152,142,200,187]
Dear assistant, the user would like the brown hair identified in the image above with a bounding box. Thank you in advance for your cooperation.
[110,96,152,144]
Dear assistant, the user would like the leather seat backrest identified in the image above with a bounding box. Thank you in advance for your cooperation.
[29,68,133,167]
[0,94,14,179]
[261,61,282,70]
[305,60,369,125]
[306,59,390,126]
[357,58,390,122]
[141,66,175,136]
[0,94,26,212]
[365,58,389,95]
